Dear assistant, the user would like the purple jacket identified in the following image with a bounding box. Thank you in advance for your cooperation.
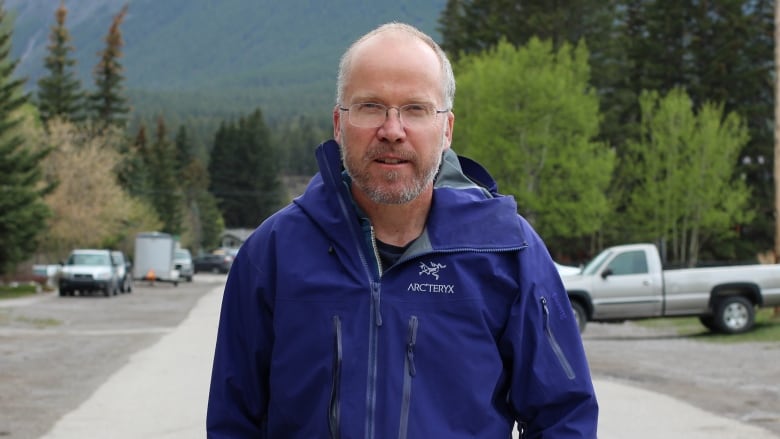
[207,140,598,438]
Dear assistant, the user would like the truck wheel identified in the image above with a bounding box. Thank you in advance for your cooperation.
[571,301,587,333]
[713,296,755,334]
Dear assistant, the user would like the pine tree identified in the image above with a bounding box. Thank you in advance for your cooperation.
[89,4,129,129]
[147,116,183,235]
[174,125,192,173]
[0,2,51,274]
[173,124,224,252]
[117,124,149,198]
[209,109,284,228]
[37,1,83,123]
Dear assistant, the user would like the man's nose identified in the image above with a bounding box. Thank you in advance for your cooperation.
[378,107,405,141]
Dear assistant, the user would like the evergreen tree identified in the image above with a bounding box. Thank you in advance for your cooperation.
[37,1,83,123]
[209,109,284,228]
[147,116,183,235]
[0,2,51,274]
[118,123,150,198]
[90,4,129,129]
[173,124,224,253]
[174,125,192,172]
[275,114,324,176]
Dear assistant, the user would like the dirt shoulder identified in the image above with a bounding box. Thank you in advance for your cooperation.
[582,321,780,436]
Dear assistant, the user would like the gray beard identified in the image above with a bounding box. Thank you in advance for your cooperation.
[340,131,445,205]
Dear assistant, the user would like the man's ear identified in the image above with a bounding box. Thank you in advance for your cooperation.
[333,106,342,142]
[443,111,454,150]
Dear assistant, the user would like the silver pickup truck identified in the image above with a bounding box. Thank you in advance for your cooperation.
[563,243,780,334]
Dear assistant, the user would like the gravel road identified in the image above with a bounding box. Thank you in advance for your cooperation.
[0,276,222,439]
[1,276,778,438]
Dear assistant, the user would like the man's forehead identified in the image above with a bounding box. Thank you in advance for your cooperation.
[352,31,430,57]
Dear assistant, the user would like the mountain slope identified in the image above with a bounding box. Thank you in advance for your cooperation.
[7,0,446,118]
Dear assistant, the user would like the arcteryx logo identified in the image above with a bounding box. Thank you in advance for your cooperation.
[408,261,456,294]
[418,261,446,280]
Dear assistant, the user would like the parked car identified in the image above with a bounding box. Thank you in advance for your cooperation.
[111,250,133,293]
[174,248,194,282]
[59,249,121,297]
[193,254,233,274]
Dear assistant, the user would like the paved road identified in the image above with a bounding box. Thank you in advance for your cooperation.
[30,281,778,439]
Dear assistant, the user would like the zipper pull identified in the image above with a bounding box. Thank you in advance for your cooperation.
[541,296,550,317]
[406,316,418,376]
[372,283,382,327]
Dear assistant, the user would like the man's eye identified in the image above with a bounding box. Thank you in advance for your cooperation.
[403,104,430,116]
[357,103,384,112]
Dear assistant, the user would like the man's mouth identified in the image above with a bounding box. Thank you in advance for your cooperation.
[376,158,406,164]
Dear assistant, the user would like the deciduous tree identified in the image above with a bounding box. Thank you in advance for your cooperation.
[454,38,614,250]
[37,120,161,260]
[622,89,752,265]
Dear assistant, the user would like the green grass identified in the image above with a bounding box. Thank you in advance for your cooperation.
[16,315,61,328]
[0,284,40,300]
[638,308,780,342]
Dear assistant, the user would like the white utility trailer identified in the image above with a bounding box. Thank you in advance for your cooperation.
[133,232,180,285]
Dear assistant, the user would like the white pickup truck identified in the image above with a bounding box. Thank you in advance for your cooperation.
[562,243,780,334]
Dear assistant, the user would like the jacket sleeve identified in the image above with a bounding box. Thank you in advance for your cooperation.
[207,242,273,438]
[501,233,599,438]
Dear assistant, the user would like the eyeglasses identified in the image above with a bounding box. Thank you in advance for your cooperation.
[339,102,449,129]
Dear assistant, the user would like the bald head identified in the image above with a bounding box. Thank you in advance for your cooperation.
[335,23,455,110]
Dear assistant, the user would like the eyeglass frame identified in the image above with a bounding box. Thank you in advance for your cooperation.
[338,102,450,129]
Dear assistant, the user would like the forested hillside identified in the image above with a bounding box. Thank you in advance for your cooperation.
[1,0,774,273]
[8,0,446,120]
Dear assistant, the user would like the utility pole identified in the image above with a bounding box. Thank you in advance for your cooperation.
[775,1,780,263]
[774,2,780,316]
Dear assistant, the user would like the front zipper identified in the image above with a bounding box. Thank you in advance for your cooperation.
[398,316,418,439]
[541,297,576,380]
[329,316,343,439]
[365,281,381,439]
[368,225,383,327]
[321,159,383,439]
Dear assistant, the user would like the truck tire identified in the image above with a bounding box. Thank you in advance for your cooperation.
[571,301,587,333]
[713,296,755,334]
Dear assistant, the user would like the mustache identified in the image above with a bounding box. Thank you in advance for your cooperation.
[365,144,416,162]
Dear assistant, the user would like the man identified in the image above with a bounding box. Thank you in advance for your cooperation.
[207,22,598,438]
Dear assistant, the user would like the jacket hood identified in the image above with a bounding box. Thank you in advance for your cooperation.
[293,140,527,254]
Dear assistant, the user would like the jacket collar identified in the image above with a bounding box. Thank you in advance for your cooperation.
[297,140,527,253]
